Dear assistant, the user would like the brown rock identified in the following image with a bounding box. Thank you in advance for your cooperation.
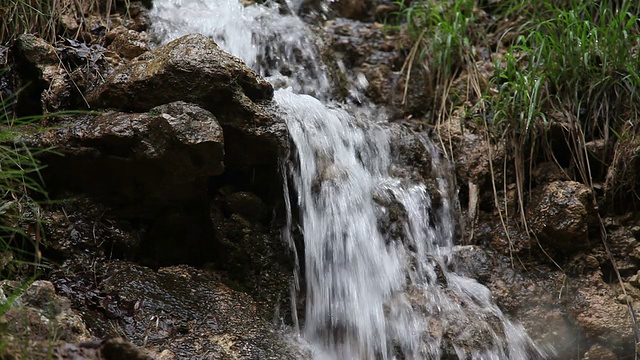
[101,338,153,360]
[224,191,267,222]
[107,26,150,59]
[526,181,597,252]
[24,101,224,213]
[15,34,58,66]
[571,284,635,350]
[83,262,309,359]
[437,110,504,186]
[582,343,618,360]
[87,33,273,112]
[1,280,90,344]
[531,161,569,184]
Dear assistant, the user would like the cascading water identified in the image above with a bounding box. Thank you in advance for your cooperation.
[150,1,551,358]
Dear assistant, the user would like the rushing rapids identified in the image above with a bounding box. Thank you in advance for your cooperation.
[150,0,551,358]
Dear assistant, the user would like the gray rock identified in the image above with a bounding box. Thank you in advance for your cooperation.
[449,245,495,284]
[531,161,569,184]
[87,33,287,171]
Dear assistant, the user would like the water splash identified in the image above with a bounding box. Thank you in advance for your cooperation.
[150,0,549,358]
[150,0,331,98]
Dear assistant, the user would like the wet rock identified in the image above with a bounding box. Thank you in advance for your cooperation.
[325,19,413,116]
[12,35,114,114]
[26,101,224,214]
[449,245,495,284]
[2,338,153,360]
[331,0,376,21]
[396,283,541,358]
[595,217,640,278]
[483,259,586,358]
[41,196,142,266]
[209,201,294,320]
[52,261,309,359]
[387,123,434,182]
[372,186,411,243]
[13,34,69,114]
[526,181,597,253]
[56,38,114,93]
[604,123,640,211]
[88,33,287,172]
[88,33,273,111]
[0,46,14,100]
[106,26,150,59]
[123,1,152,32]
[437,111,504,186]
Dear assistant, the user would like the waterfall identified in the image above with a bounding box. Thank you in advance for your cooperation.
[150,1,550,358]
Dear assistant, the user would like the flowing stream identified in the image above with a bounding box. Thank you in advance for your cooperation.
[150,1,550,358]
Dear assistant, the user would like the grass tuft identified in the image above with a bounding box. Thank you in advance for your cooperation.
[399,0,640,212]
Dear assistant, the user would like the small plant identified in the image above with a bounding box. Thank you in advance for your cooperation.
[487,0,640,210]
[398,0,482,123]
[0,74,55,279]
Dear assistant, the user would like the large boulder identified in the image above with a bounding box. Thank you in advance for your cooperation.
[87,33,273,111]
[25,101,223,214]
[87,33,287,172]
[526,181,597,253]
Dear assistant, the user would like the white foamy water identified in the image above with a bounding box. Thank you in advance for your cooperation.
[150,0,331,98]
[150,1,550,358]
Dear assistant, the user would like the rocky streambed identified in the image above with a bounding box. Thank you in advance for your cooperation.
[1,0,639,359]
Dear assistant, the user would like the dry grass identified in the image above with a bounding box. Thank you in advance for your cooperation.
[0,0,125,45]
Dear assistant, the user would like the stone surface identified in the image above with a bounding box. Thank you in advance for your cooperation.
[582,343,617,360]
[526,181,597,253]
[223,191,268,222]
[604,122,640,211]
[106,26,150,59]
[15,34,58,66]
[41,196,143,266]
[436,111,505,187]
[450,245,495,284]
[325,19,412,116]
[50,262,309,359]
[569,273,635,352]
[0,280,91,359]
[87,33,287,173]
[531,161,570,185]
[88,33,273,112]
[24,101,223,214]
[13,35,114,114]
